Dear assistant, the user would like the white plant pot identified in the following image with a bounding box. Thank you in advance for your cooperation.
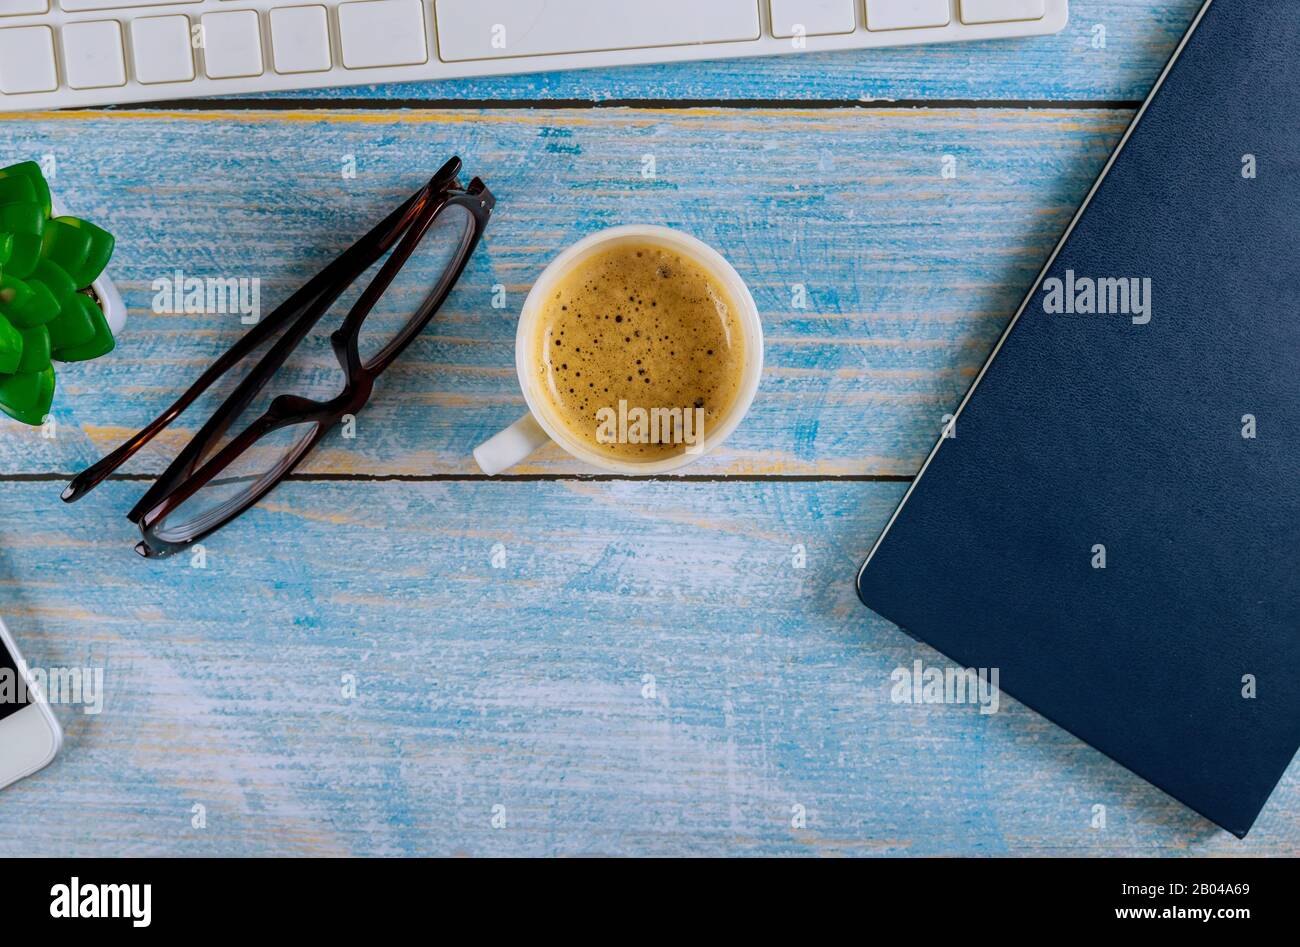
[51,196,126,335]
[90,269,126,336]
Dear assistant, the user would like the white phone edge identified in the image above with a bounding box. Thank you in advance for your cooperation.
[0,616,63,792]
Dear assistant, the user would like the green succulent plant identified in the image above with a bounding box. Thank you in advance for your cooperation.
[0,161,116,426]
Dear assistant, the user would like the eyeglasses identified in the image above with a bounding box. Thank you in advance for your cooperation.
[63,157,494,558]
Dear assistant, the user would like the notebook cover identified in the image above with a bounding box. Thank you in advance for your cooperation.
[856,0,1300,839]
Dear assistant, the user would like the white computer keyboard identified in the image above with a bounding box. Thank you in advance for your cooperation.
[0,1,1068,111]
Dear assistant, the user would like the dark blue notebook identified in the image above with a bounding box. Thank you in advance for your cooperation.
[856,0,1300,839]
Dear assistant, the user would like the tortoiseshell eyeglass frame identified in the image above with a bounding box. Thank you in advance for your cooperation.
[63,157,494,559]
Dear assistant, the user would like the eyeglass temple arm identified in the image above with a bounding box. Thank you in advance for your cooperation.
[62,189,430,503]
[60,279,336,502]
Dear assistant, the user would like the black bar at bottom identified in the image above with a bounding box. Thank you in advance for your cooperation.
[0,855,1283,932]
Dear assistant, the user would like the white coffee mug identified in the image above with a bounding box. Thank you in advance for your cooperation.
[474,225,763,475]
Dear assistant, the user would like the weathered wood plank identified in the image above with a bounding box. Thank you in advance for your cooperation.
[234,0,1201,103]
[1,480,1292,856]
[0,107,1129,476]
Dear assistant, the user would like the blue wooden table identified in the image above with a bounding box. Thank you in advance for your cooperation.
[4,0,1296,856]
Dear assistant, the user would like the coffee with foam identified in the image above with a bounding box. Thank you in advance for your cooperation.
[530,241,746,461]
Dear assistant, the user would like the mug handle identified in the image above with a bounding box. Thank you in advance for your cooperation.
[473,412,551,476]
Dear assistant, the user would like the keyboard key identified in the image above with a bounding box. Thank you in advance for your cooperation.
[337,0,428,69]
[960,0,1045,23]
[62,19,128,90]
[0,26,57,94]
[62,0,199,10]
[865,0,951,30]
[131,15,195,84]
[201,10,264,79]
[270,5,332,74]
[0,1,49,16]
[769,0,856,38]
[434,0,762,62]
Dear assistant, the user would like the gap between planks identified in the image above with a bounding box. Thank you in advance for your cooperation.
[1,98,1143,121]
[0,472,913,484]
[92,97,1143,112]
